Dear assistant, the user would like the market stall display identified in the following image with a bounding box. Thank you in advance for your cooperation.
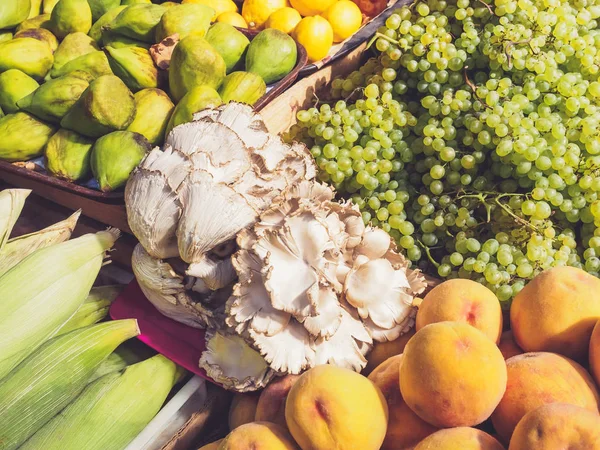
[3,0,600,447]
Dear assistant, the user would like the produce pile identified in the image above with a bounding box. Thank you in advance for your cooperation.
[0,189,184,450]
[202,267,600,450]
[238,0,371,63]
[0,0,299,191]
[289,0,600,306]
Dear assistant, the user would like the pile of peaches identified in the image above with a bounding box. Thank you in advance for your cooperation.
[203,266,600,450]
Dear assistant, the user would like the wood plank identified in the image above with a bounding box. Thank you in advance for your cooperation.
[0,170,130,232]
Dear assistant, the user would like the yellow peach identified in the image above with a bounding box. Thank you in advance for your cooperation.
[368,354,438,449]
[491,352,600,443]
[511,266,600,361]
[285,365,388,450]
[414,427,505,450]
[228,393,260,431]
[255,374,300,430]
[590,320,600,386]
[508,403,600,449]
[363,329,415,376]
[416,279,503,343]
[218,422,298,450]
[399,322,507,428]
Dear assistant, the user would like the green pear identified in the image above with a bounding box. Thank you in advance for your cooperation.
[91,130,150,191]
[155,3,214,42]
[0,112,56,162]
[166,85,221,135]
[127,88,174,145]
[45,128,94,181]
[28,0,42,18]
[17,72,91,123]
[0,69,39,113]
[121,0,151,4]
[168,34,226,101]
[105,45,158,92]
[15,13,51,31]
[218,71,266,105]
[88,5,126,43]
[105,3,167,43]
[61,74,136,138]
[0,107,4,119]
[0,32,13,43]
[205,22,250,74]
[42,0,60,13]
[50,50,112,79]
[50,32,98,76]
[101,31,150,49]
[87,0,121,22]
[0,0,31,30]
[49,0,92,39]
[0,37,54,80]
[14,28,59,52]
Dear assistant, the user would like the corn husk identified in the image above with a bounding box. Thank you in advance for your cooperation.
[0,189,30,251]
[56,284,124,336]
[0,229,120,379]
[0,209,80,277]
[88,343,149,383]
[0,319,140,450]
[21,354,181,450]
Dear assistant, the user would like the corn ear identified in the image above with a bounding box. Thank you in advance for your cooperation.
[0,229,120,379]
[21,354,180,450]
[56,284,125,336]
[0,210,80,277]
[0,189,30,251]
[0,319,140,450]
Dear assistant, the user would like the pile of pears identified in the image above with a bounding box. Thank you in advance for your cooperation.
[0,0,298,192]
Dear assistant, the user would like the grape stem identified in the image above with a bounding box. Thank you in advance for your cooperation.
[493,198,540,233]
[476,0,494,15]
[463,68,492,109]
[418,241,440,268]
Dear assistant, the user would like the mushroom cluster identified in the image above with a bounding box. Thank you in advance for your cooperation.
[200,180,426,391]
[126,103,316,328]
[125,103,426,392]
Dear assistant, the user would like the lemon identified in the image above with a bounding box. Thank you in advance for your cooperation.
[242,0,290,29]
[322,0,362,42]
[181,0,237,19]
[289,0,337,16]
[293,16,333,62]
[216,11,248,27]
[265,7,302,34]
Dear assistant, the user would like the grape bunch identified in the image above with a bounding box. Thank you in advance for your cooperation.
[287,0,600,306]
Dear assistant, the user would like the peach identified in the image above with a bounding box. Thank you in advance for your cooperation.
[399,322,507,428]
[198,439,223,450]
[228,393,260,431]
[255,375,300,430]
[498,331,523,360]
[510,266,600,361]
[368,355,438,449]
[285,365,388,450]
[363,329,415,375]
[218,422,298,450]
[590,320,600,386]
[416,279,503,343]
[508,403,600,450]
[414,427,505,450]
[491,352,600,443]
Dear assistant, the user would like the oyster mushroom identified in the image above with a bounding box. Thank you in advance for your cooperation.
[126,102,316,325]
[199,328,276,392]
